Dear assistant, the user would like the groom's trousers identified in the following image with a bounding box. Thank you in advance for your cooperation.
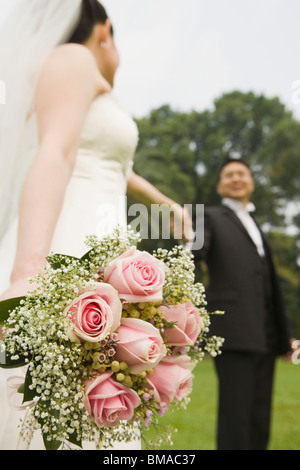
[214,350,276,450]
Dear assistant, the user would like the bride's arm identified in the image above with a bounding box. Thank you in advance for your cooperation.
[126,171,194,243]
[1,45,108,301]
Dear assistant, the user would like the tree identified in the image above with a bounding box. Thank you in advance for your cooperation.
[132,91,300,228]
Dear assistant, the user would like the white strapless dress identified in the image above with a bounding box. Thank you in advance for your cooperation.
[0,92,141,450]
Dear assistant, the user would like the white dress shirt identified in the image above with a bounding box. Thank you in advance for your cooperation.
[222,198,265,257]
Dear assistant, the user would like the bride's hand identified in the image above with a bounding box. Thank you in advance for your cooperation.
[0,256,47,303]
[0,278,35,303]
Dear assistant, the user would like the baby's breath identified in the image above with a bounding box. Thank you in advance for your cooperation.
[152,245,206,307]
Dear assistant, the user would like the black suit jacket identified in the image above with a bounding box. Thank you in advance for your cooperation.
[193,205,291,355]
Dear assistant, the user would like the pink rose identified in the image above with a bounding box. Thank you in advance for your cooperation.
[103,246,165,303]
[63,283,122,342]
[146,355,195,407]
[158,301,203,346]
[83,372,140,428]
[115,317,167,374]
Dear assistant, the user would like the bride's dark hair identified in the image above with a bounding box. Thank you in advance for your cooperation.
[67,0,113,44]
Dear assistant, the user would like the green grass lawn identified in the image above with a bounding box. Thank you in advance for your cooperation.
[143,357,300,450]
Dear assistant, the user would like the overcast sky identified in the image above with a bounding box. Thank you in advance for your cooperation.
[1,0,300,119]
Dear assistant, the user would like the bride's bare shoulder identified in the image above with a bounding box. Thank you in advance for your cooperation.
[45,43,98,71]
[37,44,111,96]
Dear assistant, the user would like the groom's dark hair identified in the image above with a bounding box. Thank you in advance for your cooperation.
[217,157,252,181]
[67,0,113,45]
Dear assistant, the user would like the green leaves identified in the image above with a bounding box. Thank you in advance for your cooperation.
[0,296,28,369]
[80,248,94,263]
[42,436,62,451]
[0,353,28,369]
[46,253,80,270]
[18,369,83,450]
[22,368,36,403]
[66,431,82,449]
[41,408,83,450]
[0,296,26,326]
[46,249,95,270]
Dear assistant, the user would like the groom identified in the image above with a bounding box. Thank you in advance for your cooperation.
[193,158,293,450]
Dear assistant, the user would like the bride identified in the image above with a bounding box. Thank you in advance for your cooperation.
[0,0,192,450]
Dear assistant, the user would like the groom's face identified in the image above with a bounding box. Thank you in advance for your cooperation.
[217,162,255,203]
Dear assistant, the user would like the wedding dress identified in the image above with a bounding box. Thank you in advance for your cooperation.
[0,92,141,450]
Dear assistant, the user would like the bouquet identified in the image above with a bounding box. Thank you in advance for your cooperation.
[0,227,223,450]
